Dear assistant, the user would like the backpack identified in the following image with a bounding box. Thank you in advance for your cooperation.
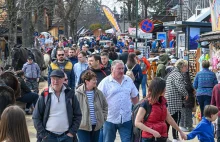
[140,59,146,72]
[43,88,73,105]
[131,99,152,142]
[126,64,136,81]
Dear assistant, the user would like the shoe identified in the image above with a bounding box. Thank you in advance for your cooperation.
[25,108,33,115]
[180,126,189,132]
[172,139,182,142]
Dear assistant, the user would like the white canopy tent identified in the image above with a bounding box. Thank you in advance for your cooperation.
[105,28,114,34]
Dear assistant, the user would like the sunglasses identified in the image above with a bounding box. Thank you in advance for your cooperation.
[58,54,64,56]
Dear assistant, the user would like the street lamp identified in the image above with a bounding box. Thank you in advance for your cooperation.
[135,0,138,49]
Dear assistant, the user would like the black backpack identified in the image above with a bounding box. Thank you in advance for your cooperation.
[132,99,152,142]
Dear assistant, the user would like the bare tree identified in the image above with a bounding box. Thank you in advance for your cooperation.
[55,0,86,38]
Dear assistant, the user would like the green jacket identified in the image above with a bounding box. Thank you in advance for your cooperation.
[156,54,169,78]
[75,84,108,131]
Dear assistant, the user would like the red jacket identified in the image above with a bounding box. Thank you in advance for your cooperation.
[138,57,151,75]
[211,83,220,116]
[142,96,168,138]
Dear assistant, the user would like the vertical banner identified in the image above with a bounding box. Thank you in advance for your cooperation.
[177,33,185,59]
[210,0,220,31]
[101,5,121,33]
[189,28,200,50]
[157,32,167,48]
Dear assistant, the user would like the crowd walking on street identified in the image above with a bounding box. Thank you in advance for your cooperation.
[0,35,220,142]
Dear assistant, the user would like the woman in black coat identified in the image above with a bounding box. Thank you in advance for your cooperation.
[179,72,195,132]
[16,70,39,115]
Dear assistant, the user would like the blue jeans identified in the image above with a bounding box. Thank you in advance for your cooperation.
[26,79,39,93]
[42,133,73,142]
[197,95,211,117]
[141,74,147,97]
[16,92,39,109]
[98,128,103,142]
[217,116,220,142]
[103,120,132,142]
[77,125,100,142]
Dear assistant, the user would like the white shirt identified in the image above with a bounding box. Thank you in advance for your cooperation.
[46,86,69,134]
[98,75,138,124]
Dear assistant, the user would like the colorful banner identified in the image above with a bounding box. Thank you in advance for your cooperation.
[101,5,121,33]
[210,0,220,31]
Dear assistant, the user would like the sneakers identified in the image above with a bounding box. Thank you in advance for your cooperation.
[25,108,33,115]
[180,126,189,132]
[172,139,182,142]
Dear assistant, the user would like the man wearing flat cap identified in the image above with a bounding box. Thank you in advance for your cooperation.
[33,69,82,142]
[22,56,41,93]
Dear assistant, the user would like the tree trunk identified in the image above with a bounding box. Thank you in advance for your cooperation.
[64,19,69,38]
[6,0,17,65]
[127,2,132,21]
[37,5,45,33]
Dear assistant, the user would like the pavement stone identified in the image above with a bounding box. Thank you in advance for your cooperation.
[27,81,215,142]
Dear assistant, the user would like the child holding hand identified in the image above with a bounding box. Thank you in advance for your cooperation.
[186,105,218,142]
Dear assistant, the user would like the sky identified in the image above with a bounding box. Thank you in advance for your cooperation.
[101,0,123,13]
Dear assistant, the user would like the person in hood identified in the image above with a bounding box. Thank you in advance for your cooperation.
[78,54,110,85]
[156,53,170,78]
[75,70,108,142]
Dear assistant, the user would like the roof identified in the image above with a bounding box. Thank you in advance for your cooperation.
[163,21,211,27]
[199,31,220,42]
[187,7,210,22]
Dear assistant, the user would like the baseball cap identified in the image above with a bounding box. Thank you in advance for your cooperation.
[50,69,65,78]
[27,56,33,60]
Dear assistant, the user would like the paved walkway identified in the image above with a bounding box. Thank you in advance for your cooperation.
[26,81,213,142]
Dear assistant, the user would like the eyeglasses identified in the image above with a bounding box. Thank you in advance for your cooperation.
[58,54,64,56]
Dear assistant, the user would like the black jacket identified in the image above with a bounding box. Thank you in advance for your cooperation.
[17,77,31,96]
[32,87,82,142]
[119,51,129,64]
[78,66,110,86]
[182,72,195,108]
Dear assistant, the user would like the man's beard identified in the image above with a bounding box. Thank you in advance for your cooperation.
[58,58,64,62]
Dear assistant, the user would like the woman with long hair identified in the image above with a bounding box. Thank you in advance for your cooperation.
[75,70,108,142]
[124,53,143,91]
[135,78,186,142]
[0,105,30,142]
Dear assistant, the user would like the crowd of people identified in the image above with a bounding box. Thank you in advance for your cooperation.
[0,35,219,142]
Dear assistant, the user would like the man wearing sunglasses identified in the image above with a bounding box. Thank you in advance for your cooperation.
[48,48,75,89]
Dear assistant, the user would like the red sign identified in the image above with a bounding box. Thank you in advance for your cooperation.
[140,19,154,33]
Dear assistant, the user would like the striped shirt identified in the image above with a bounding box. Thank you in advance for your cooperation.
[86,91,97,125]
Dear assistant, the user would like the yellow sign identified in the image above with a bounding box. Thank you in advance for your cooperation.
[210,0,220,31]
[102,5,121,33]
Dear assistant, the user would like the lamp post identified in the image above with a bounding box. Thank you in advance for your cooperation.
[123,0,125,33]
[135,0,138,49]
